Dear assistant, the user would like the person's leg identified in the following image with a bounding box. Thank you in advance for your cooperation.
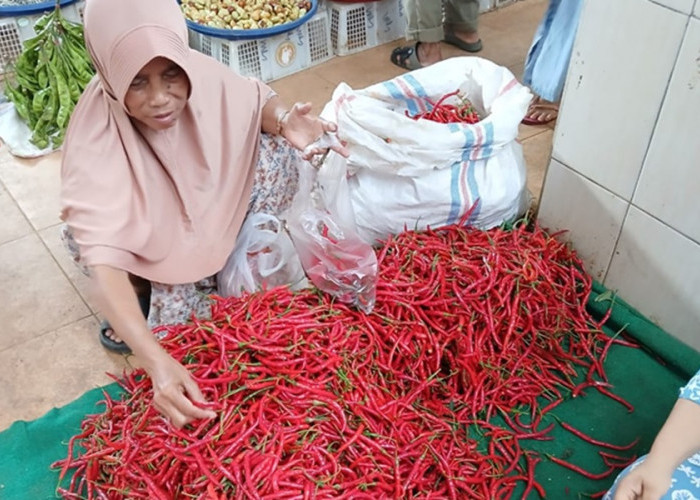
[98,272,152,352]
[443,0,482,51]
[60,223,146,352]
[391,0,444,69]
[522,0,583,124]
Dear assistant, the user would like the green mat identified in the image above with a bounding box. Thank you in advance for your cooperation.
[1,282,699,500]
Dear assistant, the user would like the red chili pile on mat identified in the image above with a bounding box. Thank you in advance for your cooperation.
[54,222,637,499]
[406,90,481,124]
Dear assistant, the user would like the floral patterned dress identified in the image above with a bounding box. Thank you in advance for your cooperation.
[604,368,700,500]
[61,133,301,330]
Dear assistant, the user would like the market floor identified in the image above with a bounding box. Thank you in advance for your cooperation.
[0,0,553,431]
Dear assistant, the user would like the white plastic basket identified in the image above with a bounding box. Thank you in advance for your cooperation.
[328,1,379,56]
[188,10,332,82]
[0,2,83,74]
[375,0,405,45]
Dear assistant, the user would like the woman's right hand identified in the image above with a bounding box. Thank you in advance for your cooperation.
[90,265,216,428]
[612,461,672,500]
[143,351,217,428]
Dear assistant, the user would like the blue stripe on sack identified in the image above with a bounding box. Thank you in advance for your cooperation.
[465,159,482,224]
[382,80,419,116]
[402,74,430,99]
[480,121,495,159]
[447,161,462,225]
[460,125,482,224]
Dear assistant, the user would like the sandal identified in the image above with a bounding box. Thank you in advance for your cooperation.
[99,293,151,354]
[521,97,559,125]
[390,43,423,71]
[444,31,482,53]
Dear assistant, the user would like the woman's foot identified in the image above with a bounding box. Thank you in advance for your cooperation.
[100,321,132,354]
[98,291,151,354]
[522,96,559,125]
[390,41,442,70]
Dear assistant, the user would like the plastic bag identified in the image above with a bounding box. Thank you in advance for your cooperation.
[217,213,306,297]
[284,154,378,313]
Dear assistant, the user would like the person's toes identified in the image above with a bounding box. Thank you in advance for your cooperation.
[104,327,125,344]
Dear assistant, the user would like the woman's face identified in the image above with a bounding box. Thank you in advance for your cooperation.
[124,57,189,130]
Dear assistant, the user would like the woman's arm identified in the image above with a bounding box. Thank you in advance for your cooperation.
[90,265,216,427]
[260,95,349,159]
[613,397,700,500]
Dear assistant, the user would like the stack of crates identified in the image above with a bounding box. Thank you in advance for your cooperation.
[187,9,333,83]
[326,0,408,56]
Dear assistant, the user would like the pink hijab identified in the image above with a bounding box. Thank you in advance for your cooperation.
[60,0,272,284]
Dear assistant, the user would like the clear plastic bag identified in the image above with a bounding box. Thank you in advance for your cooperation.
[284,153,378,313]
[217,213,307,297]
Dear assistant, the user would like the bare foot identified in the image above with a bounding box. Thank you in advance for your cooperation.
[103,326,126,345]
[451,30,480,45]
[522,96,559,125]
[416,41,443,66]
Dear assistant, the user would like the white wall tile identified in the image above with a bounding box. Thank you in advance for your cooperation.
[552,0,686,200]
[653,0,695,14]
[695,0,699,18]
[606,207,700,352]
[537,159,628,281]
[634,18,700,243]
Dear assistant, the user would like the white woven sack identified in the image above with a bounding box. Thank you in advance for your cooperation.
[319,56,532,243]
[348,140,529,244]
[320,56,532,176]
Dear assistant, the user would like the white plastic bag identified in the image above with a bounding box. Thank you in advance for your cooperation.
[0,101,56,158]
[284,155,378,313]
[217,213,306,297]
[319,56,532,242]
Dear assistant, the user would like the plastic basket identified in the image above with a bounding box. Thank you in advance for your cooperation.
[375,0,405,45]
[328,0,378,56]
[188,9,332,82]
[0,1,82,74]
[182,0,319,41]
[0,0,75,16]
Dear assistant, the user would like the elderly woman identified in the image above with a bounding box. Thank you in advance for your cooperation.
[59,0,347,427]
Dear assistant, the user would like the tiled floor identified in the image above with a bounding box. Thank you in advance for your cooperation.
[0,0,553,431]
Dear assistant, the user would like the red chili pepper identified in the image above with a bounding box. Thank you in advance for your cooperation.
[52,222,638,498]
[547,454,616,480]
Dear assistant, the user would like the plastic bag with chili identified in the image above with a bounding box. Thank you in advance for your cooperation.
[284,154,377,313]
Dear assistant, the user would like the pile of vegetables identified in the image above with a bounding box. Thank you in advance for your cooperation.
[407,90,481,124]
[181,0,312,30]
[54,221,638,499]
[4,2,94,149]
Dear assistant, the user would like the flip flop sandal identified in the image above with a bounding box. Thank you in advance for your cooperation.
[98,293,151,355]
[444,32,483,53]
[100,320,132,354]
[521,102,559,125]
[390,43,423,70]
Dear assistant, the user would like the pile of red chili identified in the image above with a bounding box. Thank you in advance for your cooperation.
[54,222,637,499]
[406,90,481,124]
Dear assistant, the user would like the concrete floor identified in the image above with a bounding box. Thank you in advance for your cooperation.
[0,0,554,431]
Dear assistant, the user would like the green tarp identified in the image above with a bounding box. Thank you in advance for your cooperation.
[1,282,699,499]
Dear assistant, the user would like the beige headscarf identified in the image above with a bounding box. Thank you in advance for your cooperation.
[60,0,272,284]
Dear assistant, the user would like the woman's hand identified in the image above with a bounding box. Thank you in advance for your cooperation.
[612,461,672,500]
[281,102,350,160]
[142,351,217,428]
[90,265,216,428]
